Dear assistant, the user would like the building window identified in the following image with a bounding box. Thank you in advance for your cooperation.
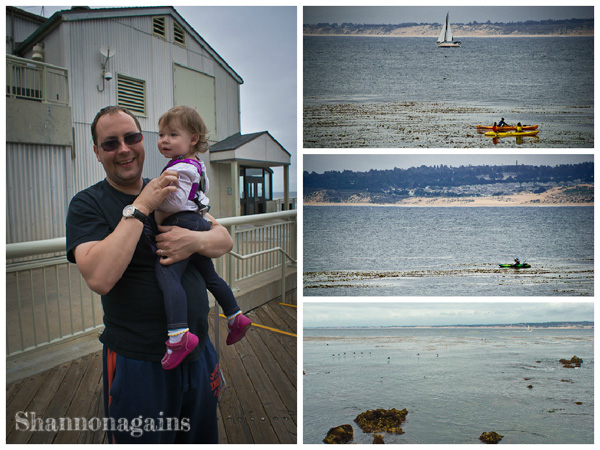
[153,17,166,38]
[117,73,146,115]
[173,22,186,46]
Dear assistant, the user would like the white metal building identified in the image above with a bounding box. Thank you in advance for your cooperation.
[6,6,292,244]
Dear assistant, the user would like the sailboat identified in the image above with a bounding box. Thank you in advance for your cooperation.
[527,325,532,333]
[437,12,461,47]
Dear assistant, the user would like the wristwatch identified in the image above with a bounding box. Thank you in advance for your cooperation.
[122,204,147,223]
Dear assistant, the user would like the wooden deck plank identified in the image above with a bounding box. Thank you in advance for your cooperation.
[6,361,73,443]
[212,318,256,444]
[5,371,47,439]
[54,351,103,444]
[6,297,296,444]
[239,324,297,442]
[253,308,297,383]
[244,311,297,401]
[249,324,297,408]
[217,361,258,443]
[28,354,90,444]
[214,320,280,444]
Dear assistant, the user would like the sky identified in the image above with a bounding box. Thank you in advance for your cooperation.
[303,6,594,25]
[303,154,593,174]
[303,302,594,327]
[17,5,297,194]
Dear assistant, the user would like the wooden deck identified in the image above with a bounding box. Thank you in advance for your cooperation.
[6,298,297,444]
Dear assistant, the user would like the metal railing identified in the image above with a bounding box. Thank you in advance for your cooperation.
[6,210,296,356]
[6,55,69,105]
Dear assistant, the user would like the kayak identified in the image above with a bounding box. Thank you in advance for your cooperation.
[477,125,538,131]
[499,263,531,268]
[484,130,540,137]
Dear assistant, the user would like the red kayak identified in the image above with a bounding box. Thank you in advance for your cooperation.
[477,124,539,131]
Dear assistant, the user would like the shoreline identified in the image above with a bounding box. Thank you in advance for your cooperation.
[304,186,593,208]
[304,325,593,332]
[304,33,593,38]
[305,201,593,208]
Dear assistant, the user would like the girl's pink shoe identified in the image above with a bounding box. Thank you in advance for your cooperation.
[161,331,199,370]
[226,314,252,345]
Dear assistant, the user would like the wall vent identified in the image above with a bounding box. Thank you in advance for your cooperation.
[173,22,186,46]
[153,16,166,38]
[117,73,146,115]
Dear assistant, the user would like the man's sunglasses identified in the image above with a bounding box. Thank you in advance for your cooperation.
[100,132,143,152]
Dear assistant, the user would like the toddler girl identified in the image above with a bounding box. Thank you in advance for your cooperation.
[146,105,251,370]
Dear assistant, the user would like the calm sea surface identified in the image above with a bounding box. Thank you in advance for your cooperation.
[303,36,594,147]
[303,206,594,296]
[303,327,594,444]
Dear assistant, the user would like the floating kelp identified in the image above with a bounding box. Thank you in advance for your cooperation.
[354,408,408,434]
[560,355,583,368]
[323,424,353,444]
[479,431,503,444]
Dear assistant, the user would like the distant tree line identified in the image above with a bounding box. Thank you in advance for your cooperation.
[304,18,593,35]
[307,18,592,27]
[304,162,593,193]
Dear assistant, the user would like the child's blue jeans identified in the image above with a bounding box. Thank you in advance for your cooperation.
[145,211,240,330]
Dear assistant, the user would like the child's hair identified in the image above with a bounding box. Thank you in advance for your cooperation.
[159,105,209,154]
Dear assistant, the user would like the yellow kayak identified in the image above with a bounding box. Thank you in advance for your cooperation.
[484,130,540,137]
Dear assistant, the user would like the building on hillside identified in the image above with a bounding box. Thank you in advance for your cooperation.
[6,6,293,244]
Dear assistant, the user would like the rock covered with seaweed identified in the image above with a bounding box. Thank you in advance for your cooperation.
[323,424,354,444]
[354,408,408,434]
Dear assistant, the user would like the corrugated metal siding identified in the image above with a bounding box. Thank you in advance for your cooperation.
[6,143,72,244]
[7,15,43,54]
[10,12,242,234]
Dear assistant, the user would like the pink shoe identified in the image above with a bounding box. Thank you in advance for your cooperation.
[161,331,199,370]
[226,314,252,345]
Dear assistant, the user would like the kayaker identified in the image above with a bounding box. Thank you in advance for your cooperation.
[498,118,508,127]
[514,257,520,265]
[516,122,523,132]
[492,122,498,133]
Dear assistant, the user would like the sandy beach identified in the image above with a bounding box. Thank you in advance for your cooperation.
[304,185,593,207]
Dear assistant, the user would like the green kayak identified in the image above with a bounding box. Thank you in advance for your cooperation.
[499,263,531,268]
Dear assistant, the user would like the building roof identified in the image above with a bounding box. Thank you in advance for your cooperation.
[210,131,291,167]
[211,131,291,157]
[6,6,48,25]
[13,6,243,85]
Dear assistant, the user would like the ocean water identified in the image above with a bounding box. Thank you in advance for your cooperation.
[303,36,594,147]
[303,327,594,444]
[303,206,594,296]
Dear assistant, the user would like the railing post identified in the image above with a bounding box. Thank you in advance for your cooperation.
[42,64,48,103]
[227,224,237,290]
[281,256,286,302]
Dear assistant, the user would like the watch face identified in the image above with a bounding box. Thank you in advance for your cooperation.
[123,205,135,217]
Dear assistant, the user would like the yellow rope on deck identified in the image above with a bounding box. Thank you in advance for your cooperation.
[219,314,297,337]
[279,303,297,308]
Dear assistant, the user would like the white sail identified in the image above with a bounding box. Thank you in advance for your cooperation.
[437,15,447,43]
[438,13,453,43]
[444,16,453,42]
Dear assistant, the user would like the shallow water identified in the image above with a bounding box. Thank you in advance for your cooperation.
[303,327,594,444]
[303,206,594,296]
[303,36,594,148]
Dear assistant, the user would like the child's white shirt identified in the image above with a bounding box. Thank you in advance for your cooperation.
[157,159,210,213]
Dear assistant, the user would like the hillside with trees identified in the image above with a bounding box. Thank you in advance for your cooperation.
[304,162,593,204]
[304,18,593,36]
